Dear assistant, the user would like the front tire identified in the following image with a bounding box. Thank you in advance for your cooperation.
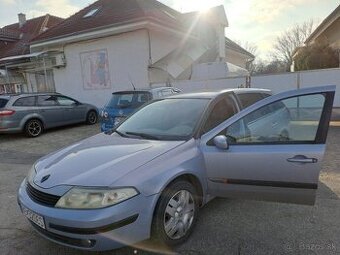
[24,119,43,138]
[86,110,98,125]
[152,180,199,247]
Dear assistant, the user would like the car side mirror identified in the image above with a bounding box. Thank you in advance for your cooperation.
[213,135,229,150]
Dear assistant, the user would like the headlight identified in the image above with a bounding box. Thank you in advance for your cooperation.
[27,165,36,184]
[55,187,138,209]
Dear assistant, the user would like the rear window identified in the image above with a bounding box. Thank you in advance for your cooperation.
[0,98,8,108]
[13,96,36,107]
[107,92,152,109]
[237,93,266,109]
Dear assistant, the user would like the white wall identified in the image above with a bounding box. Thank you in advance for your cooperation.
[150,30,179,64]
[53,30,150,108]
[168,68,340,107]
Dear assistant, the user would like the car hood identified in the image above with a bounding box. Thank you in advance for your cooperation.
[33,133,184,189]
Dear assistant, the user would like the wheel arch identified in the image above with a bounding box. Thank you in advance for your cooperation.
[155,172,205,209]
[21,115,45,131]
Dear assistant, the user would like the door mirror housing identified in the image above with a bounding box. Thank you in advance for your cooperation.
[213,135,229,150]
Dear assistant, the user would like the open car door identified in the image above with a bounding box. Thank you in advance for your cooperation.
[201,86,335,205]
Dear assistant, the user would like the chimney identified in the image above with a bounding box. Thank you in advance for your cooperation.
[18,13,26,28]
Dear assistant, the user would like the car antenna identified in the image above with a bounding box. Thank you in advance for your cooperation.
[128,74,136,91]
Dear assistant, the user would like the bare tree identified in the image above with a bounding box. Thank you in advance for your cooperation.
[237,41,258,57]
[272,20,315,71]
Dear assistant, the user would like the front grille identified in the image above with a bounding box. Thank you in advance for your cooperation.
[26,183,61,207]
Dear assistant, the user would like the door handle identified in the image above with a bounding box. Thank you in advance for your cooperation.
[287,155,318,164]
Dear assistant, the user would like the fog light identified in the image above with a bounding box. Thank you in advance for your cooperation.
[81,239,95,248]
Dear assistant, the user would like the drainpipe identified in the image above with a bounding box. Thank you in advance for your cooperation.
[145,29,152,88]
[5,65,10,92]
[43,57,48,92]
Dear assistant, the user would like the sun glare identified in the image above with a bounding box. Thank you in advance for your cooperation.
[179,0,221,13]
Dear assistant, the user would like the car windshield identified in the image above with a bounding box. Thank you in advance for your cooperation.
[107,92,151,109]
[0,98,9,108]
[116,98,209,140]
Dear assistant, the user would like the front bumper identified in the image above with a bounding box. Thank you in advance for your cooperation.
[18,180,158,251]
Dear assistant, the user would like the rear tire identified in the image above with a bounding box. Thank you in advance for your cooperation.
[86,110,98,125]
[152,180,199,247]
[24,119,43,138]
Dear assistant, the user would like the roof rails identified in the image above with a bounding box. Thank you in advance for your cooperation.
[0,92,61,96]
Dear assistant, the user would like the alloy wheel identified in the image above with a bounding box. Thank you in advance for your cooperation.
[27,120,42,137]
[88,111,97,124]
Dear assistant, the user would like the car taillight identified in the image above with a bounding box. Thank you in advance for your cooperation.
[0,109,15,116]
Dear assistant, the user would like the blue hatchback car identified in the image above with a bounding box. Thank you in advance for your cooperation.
[100,87,181,132]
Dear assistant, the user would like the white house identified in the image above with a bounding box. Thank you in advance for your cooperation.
[28,0,253,107]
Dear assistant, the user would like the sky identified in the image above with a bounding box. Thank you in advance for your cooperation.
[0,0,339,60]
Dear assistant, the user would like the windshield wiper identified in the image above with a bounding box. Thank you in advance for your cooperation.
[104,129,127,137]
[125,132,160,140]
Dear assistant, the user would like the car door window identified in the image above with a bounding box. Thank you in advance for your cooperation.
[226,93,326,144]
[237,93,266,109]
[13,96,36,106]
[56,96,77,106]
[37,95,58,106]
[203,96,238,134]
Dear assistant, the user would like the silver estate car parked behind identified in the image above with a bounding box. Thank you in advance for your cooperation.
[0,93,98,137]
[18,86,335,251]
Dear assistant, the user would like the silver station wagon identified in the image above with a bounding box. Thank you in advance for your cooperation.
[0,93,98,137]
[18,86,335,251]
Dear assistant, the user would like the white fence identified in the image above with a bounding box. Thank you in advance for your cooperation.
[162,68,340,107]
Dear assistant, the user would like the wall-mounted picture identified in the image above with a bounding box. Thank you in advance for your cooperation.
[80,49,111,90]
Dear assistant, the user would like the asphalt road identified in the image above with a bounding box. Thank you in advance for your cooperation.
[0,124,339,255]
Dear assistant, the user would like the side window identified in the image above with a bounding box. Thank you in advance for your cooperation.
[237,93,265,109]
[0,99,8,108]
[37,95,58,106]
[203,96,238,134]
[13,97,36,107]
[56,96,77,106]
[226,93,326,144]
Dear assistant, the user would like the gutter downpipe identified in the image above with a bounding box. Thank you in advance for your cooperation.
[43,56,48,92]
[145,28,152,88]
[5,65,10,93]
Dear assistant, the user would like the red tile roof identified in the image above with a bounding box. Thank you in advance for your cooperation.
[0,15,63,58]
[32,0,183,43]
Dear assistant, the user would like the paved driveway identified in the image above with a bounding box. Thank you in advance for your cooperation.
[0,124,339,255]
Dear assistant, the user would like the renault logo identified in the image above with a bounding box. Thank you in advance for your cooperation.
[40,174,50,183]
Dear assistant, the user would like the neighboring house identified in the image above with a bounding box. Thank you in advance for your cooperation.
[0,14,63,93]
[225,37,255,69]
[305,4,340,50]
[292,4,340,70]
[2,0,253,107]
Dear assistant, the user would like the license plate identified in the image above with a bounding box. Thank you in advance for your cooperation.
[22,205,46,229]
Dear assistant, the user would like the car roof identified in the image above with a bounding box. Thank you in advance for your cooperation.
[0,92,60,98]
[112,87,179,94]
[169,88,271,99]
